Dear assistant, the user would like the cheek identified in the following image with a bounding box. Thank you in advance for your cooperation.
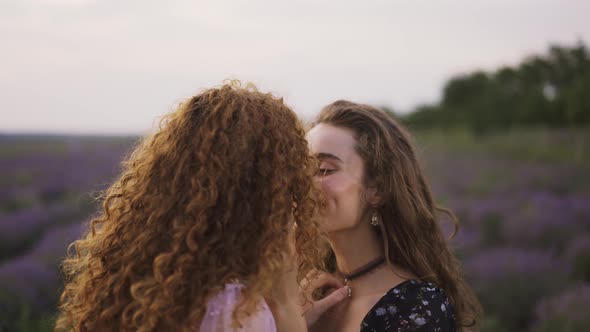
[320,175,361,205]
[319,176,365,230]
[319,176,341,199]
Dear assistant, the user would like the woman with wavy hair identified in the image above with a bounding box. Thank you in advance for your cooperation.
[306,100,483,331]
[55,82,348,332]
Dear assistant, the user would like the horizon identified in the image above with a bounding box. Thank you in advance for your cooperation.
[1,0,589,135]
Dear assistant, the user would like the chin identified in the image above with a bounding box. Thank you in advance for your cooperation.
[317,216,337,232]
[320,217,355,233]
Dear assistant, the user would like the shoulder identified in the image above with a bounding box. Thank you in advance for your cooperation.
[361,279,456,332]
[200,283,277,331]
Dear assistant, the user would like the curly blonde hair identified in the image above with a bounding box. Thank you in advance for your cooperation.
[313,100,483,331]
[56,82,322,331]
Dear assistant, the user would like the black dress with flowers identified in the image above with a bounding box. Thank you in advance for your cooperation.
[360,279,456,332]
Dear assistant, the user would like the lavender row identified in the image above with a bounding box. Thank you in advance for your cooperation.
[0,132,588,331]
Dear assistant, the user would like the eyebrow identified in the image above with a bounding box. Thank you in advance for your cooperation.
[315,152,343,162]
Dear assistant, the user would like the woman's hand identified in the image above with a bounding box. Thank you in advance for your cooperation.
[300,270,350,327]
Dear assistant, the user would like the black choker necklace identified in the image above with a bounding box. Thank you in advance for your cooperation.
[337,256,386,285]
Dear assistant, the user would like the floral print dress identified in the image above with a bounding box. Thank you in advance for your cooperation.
[360,279,456,332]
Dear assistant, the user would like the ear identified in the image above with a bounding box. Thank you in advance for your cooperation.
[365,186,382,207]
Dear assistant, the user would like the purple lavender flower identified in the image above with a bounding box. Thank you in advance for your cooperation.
[29,222,87,266]
[0,256,60,311]
[502,192,589,251]
[464,248,570,331]
[532,284,590,331]
[564,233,590,282]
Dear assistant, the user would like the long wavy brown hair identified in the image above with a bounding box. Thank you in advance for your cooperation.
[312,100,483,331]
[55,82,323,331]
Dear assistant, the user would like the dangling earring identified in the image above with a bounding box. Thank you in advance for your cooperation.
[370,211,381,226]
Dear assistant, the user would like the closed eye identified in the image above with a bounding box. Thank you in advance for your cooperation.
[318,168,336,176]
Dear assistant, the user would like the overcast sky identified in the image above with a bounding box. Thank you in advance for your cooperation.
[1,0,588,135]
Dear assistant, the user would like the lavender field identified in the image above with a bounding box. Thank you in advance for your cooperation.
[1,128,589,331]
[0,135,135,331]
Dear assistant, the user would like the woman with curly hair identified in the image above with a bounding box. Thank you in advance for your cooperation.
[306,101,483,331]
[55,82,348,332]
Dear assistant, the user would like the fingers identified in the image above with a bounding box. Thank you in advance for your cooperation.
[300,270,344,308]
[304,286,350,327]
[305,270,344,291]
[315,286,349,312]
[302,269,322,287]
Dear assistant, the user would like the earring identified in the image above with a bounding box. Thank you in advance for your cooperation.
[370,211,381,226]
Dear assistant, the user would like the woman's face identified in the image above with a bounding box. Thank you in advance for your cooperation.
[307,123,370,233]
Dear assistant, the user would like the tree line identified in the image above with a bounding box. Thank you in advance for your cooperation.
[398,42,590,133]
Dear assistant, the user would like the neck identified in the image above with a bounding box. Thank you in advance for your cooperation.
[326,219,416,297]
[338,256,385,281]
[327,221,384,276]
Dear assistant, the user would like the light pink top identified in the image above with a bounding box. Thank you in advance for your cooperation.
[200,283,277,332]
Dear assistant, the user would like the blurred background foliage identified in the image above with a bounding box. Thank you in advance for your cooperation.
[397,42,590,133]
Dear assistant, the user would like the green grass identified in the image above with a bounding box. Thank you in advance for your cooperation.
[0,134,137,157]
[413,126,590,165]
[0,296,56,332]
